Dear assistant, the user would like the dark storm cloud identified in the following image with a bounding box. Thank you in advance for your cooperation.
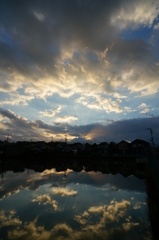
[0,0,159,98]
[0,109,36,129]
[106,37,159,85]
[0,108,159,144]
[0,109,41,140]
[41,116,158,144]
[35,120,69,134]
[0,0,123,76]
[105,37,159,95]
[109,39,152,65]
[0,0,159,141]
[101,117,159,143]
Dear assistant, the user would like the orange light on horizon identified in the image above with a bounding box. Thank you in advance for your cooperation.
[85,126,107,140]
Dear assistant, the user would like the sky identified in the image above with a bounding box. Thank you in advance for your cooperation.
[0,0,159,144]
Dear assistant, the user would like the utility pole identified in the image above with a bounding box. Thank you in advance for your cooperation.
[65,134,67,143]
[146,128,154,147]
[3,134,10,157]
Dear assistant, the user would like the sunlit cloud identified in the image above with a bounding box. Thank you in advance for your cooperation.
[0,0,159,142]
[137,103,149,114]
[154,22,159,30]
[88,205,105,214]
[0,107,159,143]
[39,169,73,177]
[1,199,148,240]
[7,218,49,240]
[40,106,62,117]
[111,0,159,30]
[122,222,140,231]
[55,115,78,123]
[107,199,130,214]
[0,210,22,228]
[52,223,73,236]
[124,107,137,113]
[140,108,149,114]
[138,103,148,109]
[0,93,34,106]
[76,94,122,113]
[32,194,58,210]
[74,211,89,225]
[77,199,136,235]
[0,188,20,202]
[52,187,77,197]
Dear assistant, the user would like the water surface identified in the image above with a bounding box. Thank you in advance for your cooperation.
[0,169,152,240]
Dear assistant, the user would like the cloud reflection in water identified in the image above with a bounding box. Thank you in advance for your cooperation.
[0,169,152,240]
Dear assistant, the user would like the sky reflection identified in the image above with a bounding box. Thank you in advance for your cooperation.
[0,169,152,240]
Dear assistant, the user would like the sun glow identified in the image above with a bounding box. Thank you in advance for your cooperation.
[85,126,107,140]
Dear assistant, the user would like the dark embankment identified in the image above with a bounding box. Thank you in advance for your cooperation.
[146,157,159,240]
[0,153,146,178]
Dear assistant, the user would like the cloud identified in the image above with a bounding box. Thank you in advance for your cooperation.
[74,211,89,225]
[52,187,77,197]
[0,189,20,202]
[88,205,105,214]
[0,93,34,106]
[1,199,149,240]
[0,108,73,141]
[76,94,122,113]
[4,213,141,240]
[33,11,45,22]
[133,202,141,210]
[154,22,159,30]
[122,222,139,231]
[83,117,159,143]
[0,1,159,143]
[0,0,117,98]
[140,108,149,114]
[111,0,159,30]
[0,168,79,204]
[40,106,62,118]
[39,168,73,177]
[137,103,148,109]
[55,115,78,123]
[0,0,158,106]
[106,38,159,96]
[0,108,159,143]
[124,107,137,113]
[137,103,149,114]
[89,200,130,225]
[76,199,136,235]
[52,223,73,236]
[32,194,58,210]
[7,218,50,240]
[0,108,42,140]
[0,210,22,228]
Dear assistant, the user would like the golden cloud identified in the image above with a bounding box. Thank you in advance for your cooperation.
[52,187,77,197]
[32,194,58,210]
[0,210,22,228]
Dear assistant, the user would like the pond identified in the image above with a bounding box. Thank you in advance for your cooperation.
[0,168,152,240]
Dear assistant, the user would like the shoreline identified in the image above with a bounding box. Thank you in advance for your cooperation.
[0,154,146,179]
